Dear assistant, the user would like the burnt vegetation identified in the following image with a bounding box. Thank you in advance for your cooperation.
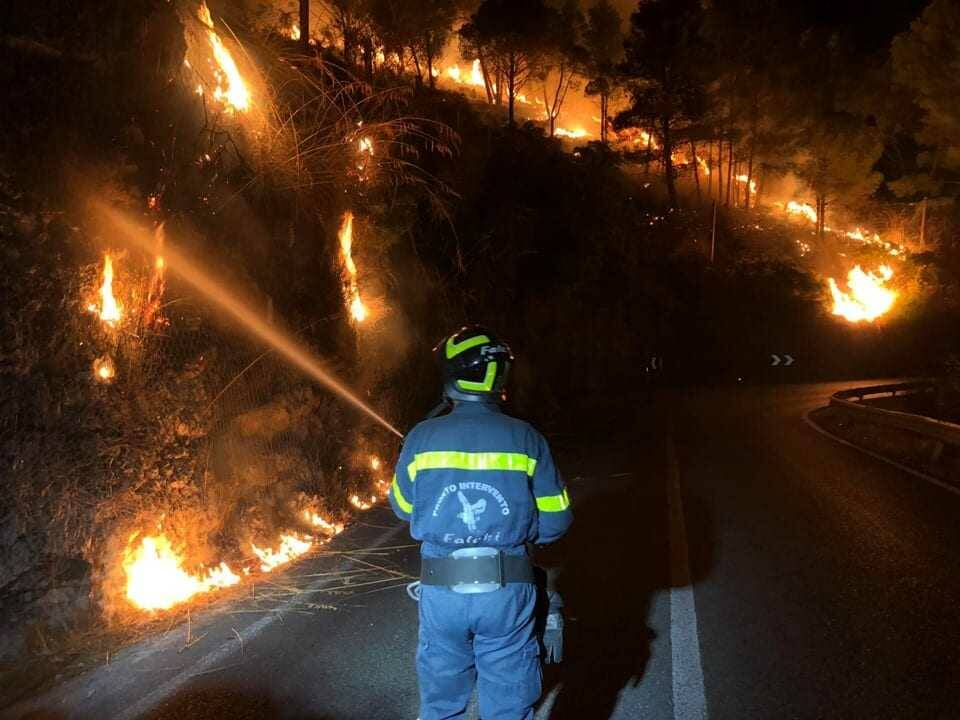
[2,0,960,700]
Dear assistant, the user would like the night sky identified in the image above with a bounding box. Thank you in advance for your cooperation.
[612,0,931,53]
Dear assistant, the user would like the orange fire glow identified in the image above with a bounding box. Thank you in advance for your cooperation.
[735,174,758,194]
[93,355,116,382]
[785,200,819,224]
[302,509,346,536]
[89,254,122,325]
[349,493,378,510]
[828,265,897,322]
[251,533,314,572]
[123,534,240,611]
[338,212,367,323]
[197,2,250,113]
[554,127,589,139]
[442,59,487,89]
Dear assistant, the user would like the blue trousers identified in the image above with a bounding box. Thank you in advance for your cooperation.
[417,583,541,720]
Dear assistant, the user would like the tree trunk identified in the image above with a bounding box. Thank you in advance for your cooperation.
[816,194,826,237]
[478,51,494,104]
[427,50,435,89]
[362,35,374,81]
[644,128,652,174]
[920,196,928,248]
[734,161,741,207]
[299,0,309,50]
[690,139,701,201]
[725,141,734,207]
[662,116,678,209]
[507,55,516,126]
[717,141,723,201]
[706,140,713,197]
[548,106,555,136]
[410,46,422,88]
[600,93,608,144]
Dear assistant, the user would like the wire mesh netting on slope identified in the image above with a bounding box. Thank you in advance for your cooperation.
[1,237,395,664]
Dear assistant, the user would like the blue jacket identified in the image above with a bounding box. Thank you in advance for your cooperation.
[389,401,572,557]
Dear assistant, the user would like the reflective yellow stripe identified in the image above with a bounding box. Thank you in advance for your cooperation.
[391,474,413,514]
[408,451,537,481]
[457,361,498,393]
[446,334,490,359]
[536,488,570,513]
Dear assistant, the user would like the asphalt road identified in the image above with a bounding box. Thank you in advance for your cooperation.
[6,381,960,720]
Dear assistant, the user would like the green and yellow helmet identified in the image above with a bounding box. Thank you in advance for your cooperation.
[435,326,514,402]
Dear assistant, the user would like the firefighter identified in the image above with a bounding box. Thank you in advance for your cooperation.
[389,326,573,720]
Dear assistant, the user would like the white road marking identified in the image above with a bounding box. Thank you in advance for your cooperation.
[802,410,960,499]
[667,435,709,720]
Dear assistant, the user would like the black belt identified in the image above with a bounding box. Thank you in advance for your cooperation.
[421,552,535,587]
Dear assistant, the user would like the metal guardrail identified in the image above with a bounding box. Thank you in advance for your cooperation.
[830,380,960,447]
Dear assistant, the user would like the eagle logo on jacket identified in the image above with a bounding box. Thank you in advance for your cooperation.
[456,491,487,531]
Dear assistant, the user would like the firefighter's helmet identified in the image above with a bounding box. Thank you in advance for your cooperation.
[435,326,513,402]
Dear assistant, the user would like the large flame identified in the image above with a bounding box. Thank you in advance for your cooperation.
[198,2,250,113]
[441,59,487,89]
[338,212,368,322]
[251,533,313,572]
[554,127,589,139]
[303,509,346,536]
[90,254,122,325]
[785,200,819,224]
[828,265,897,322]
[123,534,240,611]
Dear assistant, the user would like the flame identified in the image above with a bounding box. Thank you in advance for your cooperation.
[251,533,313,572]
[370,456,381,471]
[91,254,122,325]
[470,59,484,86]
[735,174,757,194]
[554,127,589,139]
[828,265,897,322]
[439,59,488,90]
[93,355,116,382]
[197,1,213,28]
[123,534,240,611]
[786,200,819,224]
[349,494,376,510]
[198,3,250,113]
[779,202,904,257]
[289,23,301,41]
[358,136,374,156]
[338,212,367,322]
[302,509,345,536]
[143,224,167,328]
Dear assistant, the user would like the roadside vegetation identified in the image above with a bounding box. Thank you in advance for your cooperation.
[3,0,960,704]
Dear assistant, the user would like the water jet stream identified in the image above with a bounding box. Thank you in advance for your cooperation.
[91,201,404,438]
